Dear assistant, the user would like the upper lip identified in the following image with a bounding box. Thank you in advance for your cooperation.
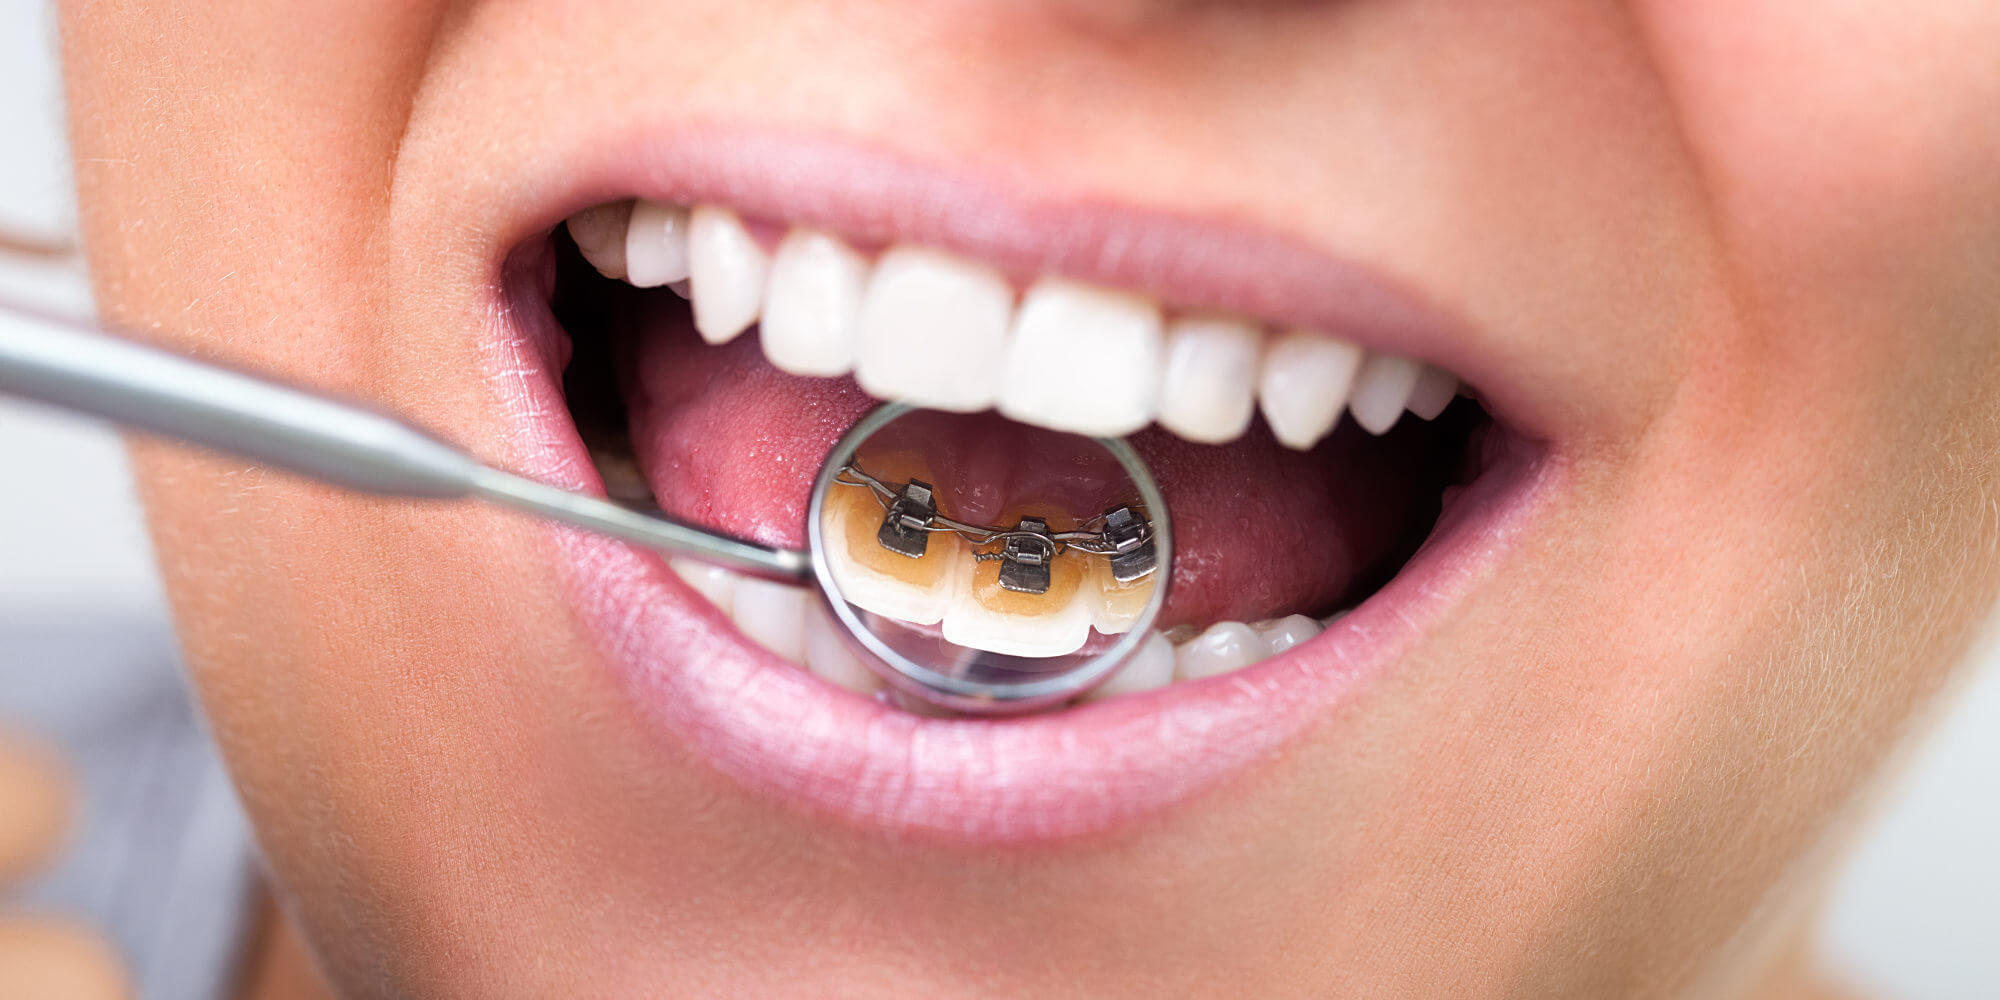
[478,126,1561,843]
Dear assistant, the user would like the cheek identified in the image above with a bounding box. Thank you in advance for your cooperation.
[1629,1,2000,473]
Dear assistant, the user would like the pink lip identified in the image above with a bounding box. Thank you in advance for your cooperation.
[479,129,1562,843]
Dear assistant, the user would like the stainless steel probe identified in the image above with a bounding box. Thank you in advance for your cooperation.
[0,303,808,581]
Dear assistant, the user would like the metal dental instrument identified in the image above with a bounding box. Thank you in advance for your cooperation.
[0,304,807,581]
[0,302,1170,714]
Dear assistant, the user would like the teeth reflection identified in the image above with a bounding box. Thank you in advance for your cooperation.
[822,464,960,627]
[942,544,1094,658]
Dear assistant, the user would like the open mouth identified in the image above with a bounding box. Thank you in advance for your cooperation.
[485,141,1555,840]
[551,198,1499,710]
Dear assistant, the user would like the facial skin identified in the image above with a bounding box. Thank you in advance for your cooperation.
[57,1,2000,997]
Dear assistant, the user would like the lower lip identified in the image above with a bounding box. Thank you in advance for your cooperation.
[484,258,1558,846]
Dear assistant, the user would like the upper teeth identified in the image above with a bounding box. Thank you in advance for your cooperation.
[568,199,1458,448]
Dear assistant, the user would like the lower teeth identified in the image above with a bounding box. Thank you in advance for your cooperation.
[669,557,1342,711]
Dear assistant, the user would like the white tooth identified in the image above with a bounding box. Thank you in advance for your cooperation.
[760,229,870,377]
[1084,630,1176,701]
[941,588,1094,659]
[998,279,1162,437]
[731,578,808,664]
[1348,353,1424,435]
[1405,364,1458,421]
[567,202,633,280]
[821,505,958,626]
[804,603,882,695]
[688,206,770,345]
[1174,621,1264,681]
[1156,314,1262,444]
[1257,330,1363,450]
[670,558,738,615]
[855,247,1013,412]
[1251,614,1322,656]
[623,200,692,288]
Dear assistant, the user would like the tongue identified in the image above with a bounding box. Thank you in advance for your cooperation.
[614,302,1436,627]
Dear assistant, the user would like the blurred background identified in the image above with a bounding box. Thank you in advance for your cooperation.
[0,1,1994,996]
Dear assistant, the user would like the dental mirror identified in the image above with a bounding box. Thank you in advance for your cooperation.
[808,404,1172,714]
[0,306,1169,715]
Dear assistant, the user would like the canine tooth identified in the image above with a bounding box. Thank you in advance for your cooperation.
[1348,353,1423,435]
[1085,630,1176,701]
[1157,314,1262,444]
[732,578,808,664]
[1405,364,1458,421]
[1174,621,1263,680]
[998,279,1162,437]
[761,229,869,377]
[855,247,1013,412]
[1258,330,1363,450]
[943,545,1093,658]
[1252,614,1322,656]
[567,201,633,279]
[670,558,738,615]
[804,603,881,695]
[688,206,770,345]
[623,200,692,288]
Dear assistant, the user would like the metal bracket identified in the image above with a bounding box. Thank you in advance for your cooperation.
[875,480,937,559]
[997,518,1057,594]
[1100,505,1157,584]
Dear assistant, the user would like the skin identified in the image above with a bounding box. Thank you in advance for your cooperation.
[55,1,2000,997]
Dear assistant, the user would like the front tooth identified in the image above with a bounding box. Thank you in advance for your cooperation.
[567,201,633,279]
[804,602,882,695]
[1156,314,1262,444]
[1085,630,1176,701]
[670,558,738,615]
[1174,621,1264,680]
[1258,330,1363,450]
[687,206,770,345]
[1347,353,1424,435]
[855,247,1013,412]
[1251,614,1322,656]
[760,229,869,377]
[942,537,1093,658]
[1405,364,1458,420]
[732,578,808,664]
[623,199,691,288]
[820,461,961,626]
[998,279,1162,437]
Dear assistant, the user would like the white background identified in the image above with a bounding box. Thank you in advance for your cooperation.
[1,2,1995,995]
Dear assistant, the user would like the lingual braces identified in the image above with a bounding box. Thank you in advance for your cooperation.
[834,462,1158,595]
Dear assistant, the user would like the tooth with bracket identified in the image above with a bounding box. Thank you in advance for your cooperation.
[942,507,1096,657]
[822,456,962,626]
